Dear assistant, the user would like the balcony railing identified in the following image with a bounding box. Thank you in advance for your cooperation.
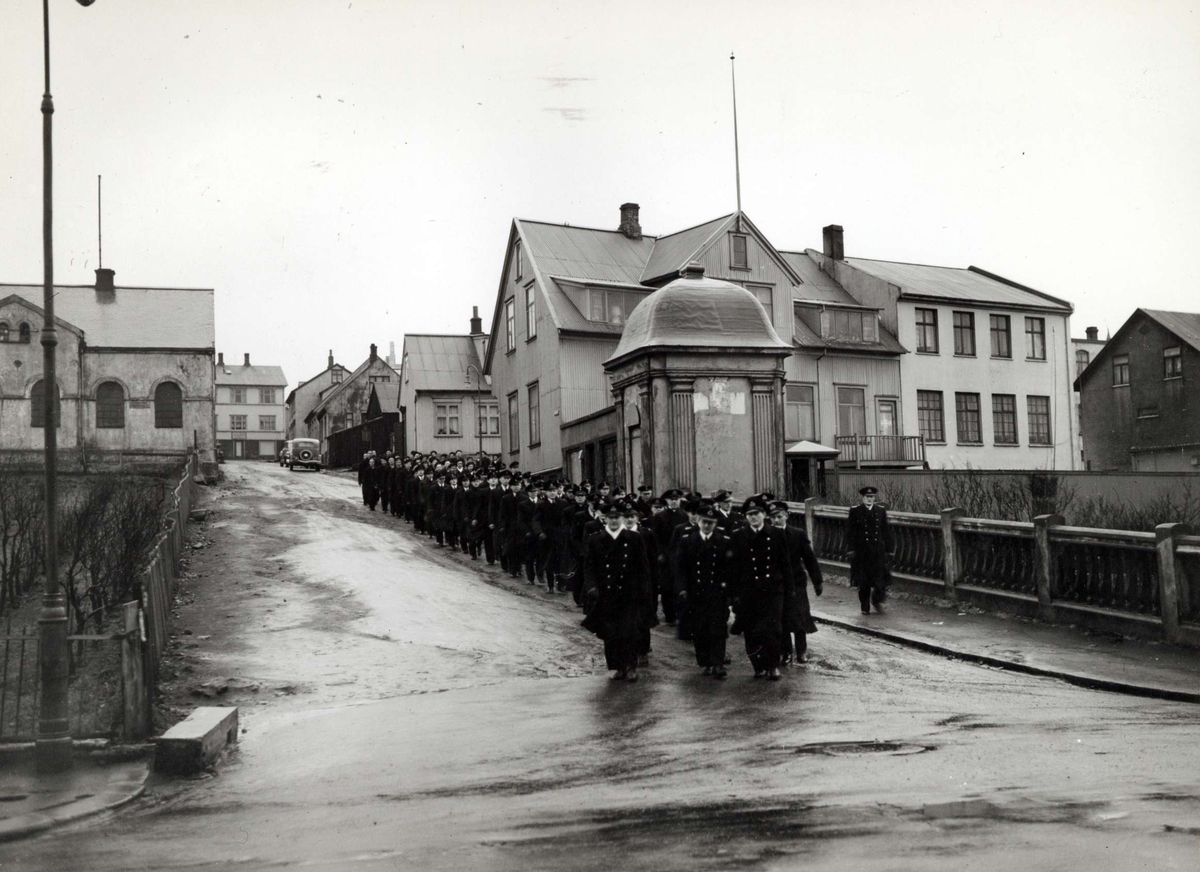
[834,434,925,467]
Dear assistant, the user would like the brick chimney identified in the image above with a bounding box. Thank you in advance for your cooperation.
[470,305,483,335]
[1086,326,1099,341]
[243,353,251,367]
[619,203,642,240]
[822,225,844,261]
[95,267,115,302]
[217,352,224,366]
[370,343,378,361]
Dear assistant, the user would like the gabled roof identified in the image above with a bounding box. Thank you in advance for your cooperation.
[0,294,85,338]
[838,258,1072,312]
[215,364,287,387]
[306,353,399,422]
[778,251,860,305]
[401,334,488,392]
[1075,308,1200,390]
[640,214,732,283]
[0,283,215,347]
[520,220,656,285]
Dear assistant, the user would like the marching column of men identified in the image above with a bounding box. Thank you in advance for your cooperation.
[350,448,895,683]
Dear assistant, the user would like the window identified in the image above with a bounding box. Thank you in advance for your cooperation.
[514,241,522,280]
[746,284,773,324]
[260,388,277,404]
[1025,317,1046,360]
[230,415,248,431]
[435,403,461,436]
[731,234,748,269]
[0,322,9,342]
[1076,349,1090,377]
[955,392,982,444]
[526,287,537,340]
[478,403,500,436]
[953,312,976,356]
[1164,346,1182,379]
[232,388,246,404]
[507,392,519,451]
[784,384,816,441]
[992,394,1018,445]
[403,354,410,383]
[815,309,877,342]
[505,298,516,353]
[1136,405,1160,419]
[835,387,866,437]
[31,380,59,429]
[154,382,184,429]
[989,315,1011,358]
[18,323,30,343]
[258,415,276,431]
[95,381,125,428]
[1113,353,1129,386]
[585,287,649,326]
[917,391,945,443]
[1027,396,1051,445]
[915,308,939,353]
[527,382,540,446]
[331,368,344,384]
[368,374,391,383]
[877,399,897,437]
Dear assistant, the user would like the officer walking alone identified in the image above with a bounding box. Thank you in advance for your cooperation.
[847,486,895,615]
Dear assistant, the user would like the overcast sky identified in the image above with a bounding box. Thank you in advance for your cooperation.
[2,0,1197,388]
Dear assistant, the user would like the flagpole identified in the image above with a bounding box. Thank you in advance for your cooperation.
[731,52,742,213]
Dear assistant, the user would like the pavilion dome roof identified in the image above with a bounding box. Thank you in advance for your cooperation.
[605,262,789,367]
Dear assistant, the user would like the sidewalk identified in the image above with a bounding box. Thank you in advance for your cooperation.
[811,576,1200,703]
[0,751,150,842]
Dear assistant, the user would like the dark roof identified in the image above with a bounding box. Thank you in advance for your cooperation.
[640,215,732,283]
[1075,308,1200,390]
[401,334,487,392]
[779,251,861,305]
[837,257,1072,311]
[790,313,907,355]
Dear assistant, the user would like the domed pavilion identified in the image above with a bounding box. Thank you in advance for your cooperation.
[604,262,791,497]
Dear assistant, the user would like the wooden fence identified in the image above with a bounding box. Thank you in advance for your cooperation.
[791,499,1200,647]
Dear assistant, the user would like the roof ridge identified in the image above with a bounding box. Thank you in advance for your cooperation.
[650,212,735,242]
[515,218,659,240]
[846,255,970,270]
[0,282,215,292]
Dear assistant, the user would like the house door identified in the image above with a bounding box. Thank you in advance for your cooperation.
[233,441,245,459]
[787,458,811,502]
[876,399,899,460]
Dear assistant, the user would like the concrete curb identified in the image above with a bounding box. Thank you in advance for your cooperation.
[0,762,150,843]
[812,611,1200,705]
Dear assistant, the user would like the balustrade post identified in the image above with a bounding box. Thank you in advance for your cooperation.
[1155,523,1192,644]
[804,497,819,543]
[940,508,963,599]
[1033,514,1064,621]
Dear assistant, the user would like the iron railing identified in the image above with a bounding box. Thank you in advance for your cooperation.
[834,435,925,467]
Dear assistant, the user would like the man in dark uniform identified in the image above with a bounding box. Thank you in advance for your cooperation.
[668,497,702,641]
[581,503,652,682]
[768,500,824,664]
[508,477,534,581]
[729,495,792,680]
[410,467,427,533]
[713,490,744,533]
[532,481,563,592]
[675,502,733,677]
[847,486,894,614]
[481,470,503,565]
[622,503,659,665]
[651,488,689,625]
[363,456,381,511]
[634,484,653,519]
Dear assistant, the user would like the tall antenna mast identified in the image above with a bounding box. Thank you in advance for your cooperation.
[97,175,102,269]
[731,52,742,213]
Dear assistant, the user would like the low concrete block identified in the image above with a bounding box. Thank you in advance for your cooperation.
[154,706,238,775]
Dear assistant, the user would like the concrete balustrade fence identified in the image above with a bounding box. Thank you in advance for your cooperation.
[791,499,1200,647]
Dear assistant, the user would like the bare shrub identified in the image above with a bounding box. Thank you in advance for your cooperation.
[0,463,45,616]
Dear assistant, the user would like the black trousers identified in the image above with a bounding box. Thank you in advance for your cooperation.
[693,629,727,668]
[744,623,781,673]
[535,536,557,583]
[484,529,496,564]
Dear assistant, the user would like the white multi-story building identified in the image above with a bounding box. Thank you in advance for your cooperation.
[812,228,1078,469]
[214,353,288,460]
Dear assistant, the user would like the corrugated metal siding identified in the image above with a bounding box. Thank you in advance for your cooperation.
[402,335,486,392]
[559,338,618,423]
[641,215,732,282]
[520,221,655,285]
[788,354,903,446]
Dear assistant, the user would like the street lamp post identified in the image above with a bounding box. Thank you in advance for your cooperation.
[38,0,96,774]
[465,364,483,460]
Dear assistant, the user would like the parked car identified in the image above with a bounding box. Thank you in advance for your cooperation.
[288,438,321,472]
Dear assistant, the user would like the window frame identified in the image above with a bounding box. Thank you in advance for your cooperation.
[258,415,276,431]
[952,311,976,356]
[1113,353,1130,387]
[30,379,59,429]
[331,368,344,384]
[783,383,816,442]
[527,381,540,447]
[18,323,30,343]
[991,393,1018,446]
[525,285,537,341]
[259,388,277,404]
[232,387,246,404]
[1075,348,1090,377]
[835,386,867,438]
[478,402,500,437]
[916,390,945,444]
[507,391,519,453]
[95,381,125,429]
[1027,395,1052,445]
[514,240,522,280]
[154,381,184,429]
[505,298,516,354]
[435,401,462,437]
[730,233,749,270]
[989,314,1012,359]
[1164,346,1182,379]
[1025,317,1046,361]
[229,414,248,432]
[954,392,982,445]
[915,307,939,354]
[745,284,773,324]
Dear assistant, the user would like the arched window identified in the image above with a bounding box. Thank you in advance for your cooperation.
[31,379,60,429]
[18,323,30,343]
[96,381,125,428]
[0,322,9,342]
[1076,349,1090,377]
[154,381,183,429]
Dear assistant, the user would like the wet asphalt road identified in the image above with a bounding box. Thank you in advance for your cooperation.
[6,463,1200,871]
